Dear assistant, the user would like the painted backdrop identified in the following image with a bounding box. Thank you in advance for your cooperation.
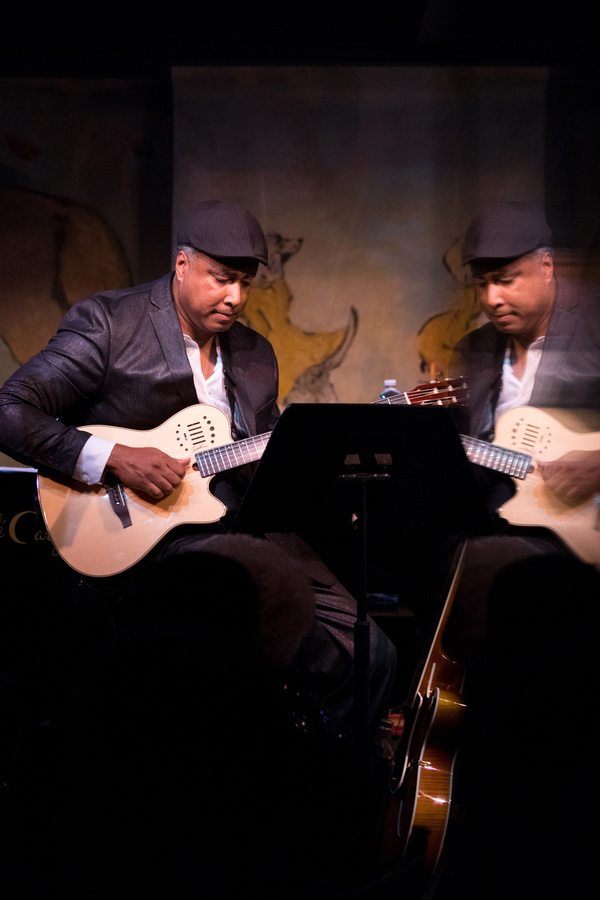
[172,66,547,403]
[0,66,552,466]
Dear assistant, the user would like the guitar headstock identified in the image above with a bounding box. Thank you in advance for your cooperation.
[410,377,468,407]
[379,377,469,408]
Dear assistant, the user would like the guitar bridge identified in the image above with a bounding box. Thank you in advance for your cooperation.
[104,476,132,529]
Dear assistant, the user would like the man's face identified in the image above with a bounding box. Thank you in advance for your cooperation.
[472,251,555,343]
[172,250,257,344]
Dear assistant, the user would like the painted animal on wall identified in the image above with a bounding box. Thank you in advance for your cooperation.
[0,187,131,372]
[416,238,481,381]
[242,232,359,407]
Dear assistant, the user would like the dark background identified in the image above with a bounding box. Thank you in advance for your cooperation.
[1,1,595,73]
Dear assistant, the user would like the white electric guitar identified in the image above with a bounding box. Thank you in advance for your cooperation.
[37,379,467,577]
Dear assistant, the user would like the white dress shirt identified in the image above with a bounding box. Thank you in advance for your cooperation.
[495,335,545,422]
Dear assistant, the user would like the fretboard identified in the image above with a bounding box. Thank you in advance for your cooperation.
[195,432,272,477]
[460,434,532,480]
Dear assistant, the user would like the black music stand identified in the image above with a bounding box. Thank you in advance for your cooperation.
[231,403,488,754]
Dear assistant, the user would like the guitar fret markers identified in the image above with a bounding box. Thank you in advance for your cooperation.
[195,433,271,477]
[460,436,531,480]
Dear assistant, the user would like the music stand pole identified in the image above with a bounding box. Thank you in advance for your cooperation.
[340,453,392,766]
[354,476,370,758]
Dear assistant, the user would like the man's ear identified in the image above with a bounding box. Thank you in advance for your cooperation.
[174,249,189,282]
[541,250,554,282]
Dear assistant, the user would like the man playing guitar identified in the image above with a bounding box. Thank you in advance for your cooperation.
[447,201,600,664]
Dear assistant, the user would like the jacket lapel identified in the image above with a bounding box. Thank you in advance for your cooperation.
[530,280,578,406]
[219,328,253,438]
[148,274,198,409]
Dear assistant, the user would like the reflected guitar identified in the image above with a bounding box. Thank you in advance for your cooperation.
[461,406,600,569]
[37,378,467,577]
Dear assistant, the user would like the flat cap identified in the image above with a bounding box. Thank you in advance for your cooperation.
[176,200,269,265]
[462,201,552,266]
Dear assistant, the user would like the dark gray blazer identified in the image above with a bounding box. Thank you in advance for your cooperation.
[0,273,280,477]
[450,278,600,440]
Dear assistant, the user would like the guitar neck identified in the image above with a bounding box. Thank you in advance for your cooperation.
[195,431,272,477]
[460,434,532,480]
[194,379,467,478]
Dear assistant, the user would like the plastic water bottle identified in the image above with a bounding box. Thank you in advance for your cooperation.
[380,378,399,400]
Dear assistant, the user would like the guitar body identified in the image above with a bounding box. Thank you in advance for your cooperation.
[494,407,600,567]
[379,547,466,885]
[37,405,232,577]
[380,684,466,876]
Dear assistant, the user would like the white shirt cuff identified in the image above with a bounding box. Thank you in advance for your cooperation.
[73,434,115,485]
